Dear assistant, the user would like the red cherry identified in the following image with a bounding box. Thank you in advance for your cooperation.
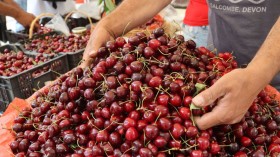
[190,150,203,157]
[186,126,198,138]
[183,96,192,107]
[268,143,280,155]
[197,136,210,150]
[149,76,162,87]
[171,123,184,139]
[148,39,161,50]
[240,136,252,147]
[169,94,182,107]
[156,94,169,106]
[210,142,220,154]
[144,125,159,140]
[154,105,169,118]
[234,151,247,157]
[125,127,139,141]
[179,107,191,120]
[123,118,137,129]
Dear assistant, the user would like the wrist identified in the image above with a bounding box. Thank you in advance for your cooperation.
[245,64,274,90]
[95,19,117,39]
[13,9,24,20]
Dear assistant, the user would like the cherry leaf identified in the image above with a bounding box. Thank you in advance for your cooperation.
[194,83,207,96]
[190,103,201,110]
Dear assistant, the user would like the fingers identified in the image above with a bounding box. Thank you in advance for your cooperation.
[192,80,226,108]
[192,79,229,130]
[79,58,93,69]
[192,74,243,130]
[80,48,96,68]
[34,22,40,29]
[194,111,221,130]
[89,51,97,58]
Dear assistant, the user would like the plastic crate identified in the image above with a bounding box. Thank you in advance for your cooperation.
[63,49,85,70]
[19,41,85,70]
[5,30,29,43]
[20,44,84,70]
[0,45,69,111]
[18,30,86,70]
[19,45,84,70]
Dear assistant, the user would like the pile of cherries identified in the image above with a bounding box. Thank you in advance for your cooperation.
[35,27,54,36]
[15,27,53,37]
[10,28,280,157]
[24,31,91,54]
[0,49,52,77]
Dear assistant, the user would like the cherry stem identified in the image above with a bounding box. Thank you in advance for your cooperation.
[76,138,85,150]
[87,116,100,131]
[180,136,190,145]
[154,112,161,124]
[145,140,151,147]
[153,87,160,103]
[168,130,178,142]
[123,147,133,155]
[157,48,169,56]
[101,121,116,131]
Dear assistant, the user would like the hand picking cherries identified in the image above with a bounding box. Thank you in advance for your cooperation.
[10,28,280,157]
[0,49,52,77]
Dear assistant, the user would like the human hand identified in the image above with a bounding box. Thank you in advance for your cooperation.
[192,68,263,130]
[15,11,39,28]
[26,24,115,103]
[80,25,114,68]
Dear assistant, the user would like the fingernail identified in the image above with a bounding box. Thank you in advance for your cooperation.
[192,96,204,107]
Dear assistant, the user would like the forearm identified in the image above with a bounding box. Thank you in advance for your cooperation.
[99,0,172,38]
[247,17,280,90]
[0,1,22,18]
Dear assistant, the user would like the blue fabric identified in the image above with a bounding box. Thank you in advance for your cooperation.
[15,0,27,10]
[182,24,209,47]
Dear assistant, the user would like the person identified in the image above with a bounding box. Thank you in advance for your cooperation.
[183,0,209,47]
[0,0,37,41]
[80,0,280,131]
[0,0,36,27]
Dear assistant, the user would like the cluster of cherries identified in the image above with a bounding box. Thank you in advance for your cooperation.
[0,49,52,77]
[10,28,280,157]
[24,30,91,54]
[16,27,53,37]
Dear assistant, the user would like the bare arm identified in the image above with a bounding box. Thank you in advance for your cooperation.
[3,0,23,10]
[0,1,21,18]
[100,0,172,37]
[0,0,37,27]
[81,0,172,67]
[246,17,280,89]
[193,17,280,130]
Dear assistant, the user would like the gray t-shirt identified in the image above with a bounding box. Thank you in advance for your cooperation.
[207,0,280,90]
